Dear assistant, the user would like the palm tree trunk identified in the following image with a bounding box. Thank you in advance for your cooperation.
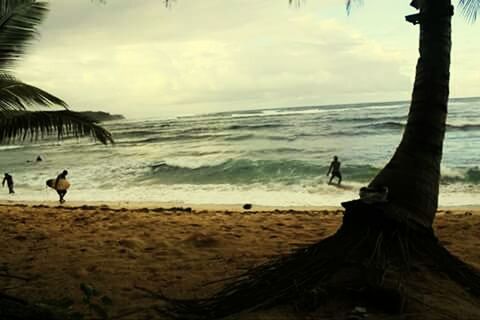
[368,0,453,228]
[160,3,480,319]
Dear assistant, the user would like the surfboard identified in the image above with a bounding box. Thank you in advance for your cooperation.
[328,183,354,190]
[46,178,71,191]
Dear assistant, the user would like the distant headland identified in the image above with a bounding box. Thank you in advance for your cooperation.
[79,111,125,122]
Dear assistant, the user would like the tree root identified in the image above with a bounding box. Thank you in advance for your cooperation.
[159,200,480,319]
[0,292,61,320]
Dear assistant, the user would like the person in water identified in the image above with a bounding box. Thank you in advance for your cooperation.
[36,155,43,162]
[2,173,14,194]
[55,170,68,203]
[326,156,342,185]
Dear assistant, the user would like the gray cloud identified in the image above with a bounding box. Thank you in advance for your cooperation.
[12,0,478,118]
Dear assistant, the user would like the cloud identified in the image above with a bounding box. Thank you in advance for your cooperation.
[12,0,435,118]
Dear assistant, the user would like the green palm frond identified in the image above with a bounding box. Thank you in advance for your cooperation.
[0,73,67,111]
[0,110,114,144]
[459,0,480,21]
[0,0,48,70]
[288,0,304,7]
[347,0,352,13]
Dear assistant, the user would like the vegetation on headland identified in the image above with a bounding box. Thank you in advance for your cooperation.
[78,111,125,123]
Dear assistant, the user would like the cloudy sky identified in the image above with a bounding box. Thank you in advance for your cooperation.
[14,0,480,119]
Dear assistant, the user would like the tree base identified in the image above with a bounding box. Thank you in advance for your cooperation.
[160,200,480,319]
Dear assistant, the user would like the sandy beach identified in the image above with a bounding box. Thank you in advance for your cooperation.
[0,202,479,319]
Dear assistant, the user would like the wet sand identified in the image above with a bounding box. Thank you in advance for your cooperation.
[0,203,479,319]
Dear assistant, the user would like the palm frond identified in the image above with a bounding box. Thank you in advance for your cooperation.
[459,0,480,21]
[346,0,364,15]
[0,0,48,70]
[288,0,304,7]
[0,110,114,144]
[0,73,67,111]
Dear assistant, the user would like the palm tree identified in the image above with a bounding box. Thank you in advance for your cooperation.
[0,0,113,145]
[159,0,480,319]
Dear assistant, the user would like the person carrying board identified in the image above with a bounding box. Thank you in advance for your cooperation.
[55,170,69,203]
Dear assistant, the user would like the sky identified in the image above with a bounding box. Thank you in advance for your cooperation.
[13,0,480,119]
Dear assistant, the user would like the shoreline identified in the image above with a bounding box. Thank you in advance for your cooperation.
[0,199,343,212]
[1,199,480,213]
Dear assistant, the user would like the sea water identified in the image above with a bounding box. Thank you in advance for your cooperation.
[1,97,480,207]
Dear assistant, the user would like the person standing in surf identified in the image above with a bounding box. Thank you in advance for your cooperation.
[55,170,68,203]
[326,156,342,185]
[2,173,14,194]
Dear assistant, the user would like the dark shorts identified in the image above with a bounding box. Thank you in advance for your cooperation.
[332,171,342,179]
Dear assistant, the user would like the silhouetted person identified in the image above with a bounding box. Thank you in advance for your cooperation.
[36,155,43,162]
[327,156,342,185]
[2,173,14,194]
[55,170,68,203]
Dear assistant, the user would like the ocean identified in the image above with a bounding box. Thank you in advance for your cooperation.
[1,97,480,207]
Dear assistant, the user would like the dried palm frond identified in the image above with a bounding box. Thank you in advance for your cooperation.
[459,0,480,21]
